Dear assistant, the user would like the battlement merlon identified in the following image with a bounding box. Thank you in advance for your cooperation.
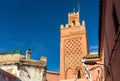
[68,12,79,16]
[60,20,86,30]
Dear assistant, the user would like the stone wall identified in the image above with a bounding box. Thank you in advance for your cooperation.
[0,65,46,81]
[19,66,45,81]
[0,54,23,63]
[0,65,18,77]
[0,68,18,81]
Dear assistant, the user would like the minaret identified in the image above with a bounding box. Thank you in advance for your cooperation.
[60,12,88,80]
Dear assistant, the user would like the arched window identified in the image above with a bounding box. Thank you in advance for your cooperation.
[77,70,81,79]
[72,20,75,25]
[66,68,73,79]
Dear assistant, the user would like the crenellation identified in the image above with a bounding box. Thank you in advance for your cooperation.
[82,20,85,26]
[65,24,69,28]
[68,12,79,17]
[61,24,73,30]
[60,25,64,29]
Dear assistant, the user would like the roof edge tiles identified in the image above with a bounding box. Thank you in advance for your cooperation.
[0,49,22,54]
[83,52,99,59]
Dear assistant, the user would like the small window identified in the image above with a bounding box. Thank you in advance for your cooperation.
[77,70,81,79]
[72,20,75,25]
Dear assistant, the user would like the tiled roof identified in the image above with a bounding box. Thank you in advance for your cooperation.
[83,52,99,59]
[0,49,22,54]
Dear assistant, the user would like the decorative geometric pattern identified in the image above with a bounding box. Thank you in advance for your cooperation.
[64,38,83,67]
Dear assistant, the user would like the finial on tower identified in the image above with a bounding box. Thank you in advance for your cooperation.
[73,8,75,12]
[77,0,80,13]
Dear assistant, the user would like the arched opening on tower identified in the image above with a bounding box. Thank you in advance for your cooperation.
[77,70,81,79]
[66,68,73,79]
[72,20,75,26]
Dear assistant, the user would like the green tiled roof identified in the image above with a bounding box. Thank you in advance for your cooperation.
[0,49,22,54]
[83,52,99,59]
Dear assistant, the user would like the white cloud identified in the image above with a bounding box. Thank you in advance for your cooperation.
[89,46,98,52]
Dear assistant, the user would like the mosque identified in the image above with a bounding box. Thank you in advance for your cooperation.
[46,10,103,81]
[0,0,120,80]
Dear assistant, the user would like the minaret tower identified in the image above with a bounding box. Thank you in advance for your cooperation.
[60,12,88,80]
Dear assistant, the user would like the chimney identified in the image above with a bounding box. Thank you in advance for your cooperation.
[40,56,47,62]
[26,49,32,60]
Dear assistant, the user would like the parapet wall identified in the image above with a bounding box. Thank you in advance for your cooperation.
[60,21,86,37]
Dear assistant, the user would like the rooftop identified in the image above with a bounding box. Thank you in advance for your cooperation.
[0,49,22,54]
[0,49,47,67]
[83,52,99,59]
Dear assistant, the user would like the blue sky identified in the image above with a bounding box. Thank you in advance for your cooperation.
[0,0,99,72]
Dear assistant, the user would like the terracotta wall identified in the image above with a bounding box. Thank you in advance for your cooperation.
[99,0,120,81]
[60,12,88,80]
[46,71,60,81]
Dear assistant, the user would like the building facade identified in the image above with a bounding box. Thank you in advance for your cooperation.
[60,12,88,81]
[99,0,120,81]
[83,52,104,81]
[0,49,47,81]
